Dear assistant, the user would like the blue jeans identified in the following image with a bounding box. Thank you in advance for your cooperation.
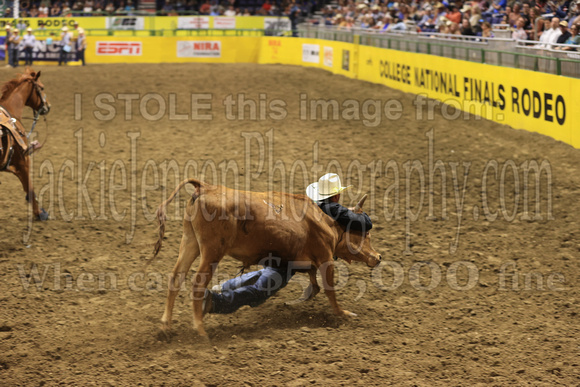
[210,266,295,314]
[77,49,85,65]
[11,48,19,67]
[24,47,33,65]
[59,48,68,65]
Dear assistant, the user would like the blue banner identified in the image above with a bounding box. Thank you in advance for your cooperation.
[0,37,78,63]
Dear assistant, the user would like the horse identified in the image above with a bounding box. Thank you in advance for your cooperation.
[0,68,51,220]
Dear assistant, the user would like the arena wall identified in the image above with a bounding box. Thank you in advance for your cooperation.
[83,34,580,148]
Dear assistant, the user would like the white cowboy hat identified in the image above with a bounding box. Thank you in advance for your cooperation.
[306,173,352,201]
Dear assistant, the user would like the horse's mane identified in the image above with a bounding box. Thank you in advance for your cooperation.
[0,72,34,101]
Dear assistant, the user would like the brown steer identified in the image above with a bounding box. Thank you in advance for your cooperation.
[152,178,382,337]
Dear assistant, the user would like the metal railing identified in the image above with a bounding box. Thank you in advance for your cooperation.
[297,25,580,78]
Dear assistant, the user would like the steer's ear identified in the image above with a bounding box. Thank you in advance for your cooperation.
[354,194,368,213]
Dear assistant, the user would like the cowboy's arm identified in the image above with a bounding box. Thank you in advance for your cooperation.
[320,202,373,231]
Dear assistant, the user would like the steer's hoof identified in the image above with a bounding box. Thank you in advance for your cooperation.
[37,209,49,221]
[342,310,358,317]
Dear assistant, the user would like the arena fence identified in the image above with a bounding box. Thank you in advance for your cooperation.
[32,28,291,37]
[296,25,580,78]
[15,29,577,148]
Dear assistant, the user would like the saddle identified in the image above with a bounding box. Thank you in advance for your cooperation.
[0,107,29,170]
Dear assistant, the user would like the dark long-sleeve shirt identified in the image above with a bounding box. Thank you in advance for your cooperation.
[317,201,373,232]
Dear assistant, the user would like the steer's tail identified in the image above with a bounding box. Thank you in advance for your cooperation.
[148,178,203,266]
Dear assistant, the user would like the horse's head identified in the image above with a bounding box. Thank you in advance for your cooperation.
[25,69,50,116]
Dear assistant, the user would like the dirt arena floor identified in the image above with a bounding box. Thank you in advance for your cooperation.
[0,63,578,386]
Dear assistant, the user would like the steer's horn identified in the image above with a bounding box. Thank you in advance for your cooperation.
[354,194,368,212]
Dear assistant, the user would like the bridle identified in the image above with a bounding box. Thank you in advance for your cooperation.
[26,78,50,139]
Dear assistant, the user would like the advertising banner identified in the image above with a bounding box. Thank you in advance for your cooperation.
[0,38,78,62]
[264,17,291,32]
[177,41,221,58]
[323,46,333,68]
[177,17,210,29]
[106,17,145,30]
[96,41,142,56]
[213,17,236,29]
[0,17,106,30]
[302,43,319,64]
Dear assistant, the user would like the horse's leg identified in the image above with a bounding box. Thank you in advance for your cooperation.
[12,152,47,221]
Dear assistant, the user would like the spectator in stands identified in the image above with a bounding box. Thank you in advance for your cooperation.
[556,20,572,44]
[554,0,571,19]
[448,21,461,36]
[478,0,490,13]
[370,5,381,21]
[536,18,552,45]
[84,0,95,16]
[22,28,35,66]
[545,17,563,44]
[461,5,472,21]
[199,0,210,14]
[562,23,579,50]
[529,6,542,40]
[434,2,447,20]
[225,5,236,16]
[447,4,462,24]
[105,2,115,14]
[521,3,532,29]
[29,5,39,17]
[434,17,450,34]
[418,5,434,29]
[209,0,219,15]
[360,14,375,28]
[125,0,136,13]
[345,16,355,28]
[379,14,393,30]
[51,4,62,17]
[461,18,476,35]
[72,0,82,13]
[388,17,410,31]
[262,0,272,14]
[470,4,482,30]
[8,28,21,67]
[503,6,513,25]
[62,4,73,17]
[512,17,528,39]
[333,14,347,27]
[509,3,521,26]
[481,21,495,37]
[491,0,507,13]
[38,2,49,17]
[570,2,580,26]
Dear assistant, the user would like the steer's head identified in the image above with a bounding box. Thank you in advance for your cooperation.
[335,195,382,268]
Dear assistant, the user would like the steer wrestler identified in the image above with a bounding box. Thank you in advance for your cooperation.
[203,173,373,314]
